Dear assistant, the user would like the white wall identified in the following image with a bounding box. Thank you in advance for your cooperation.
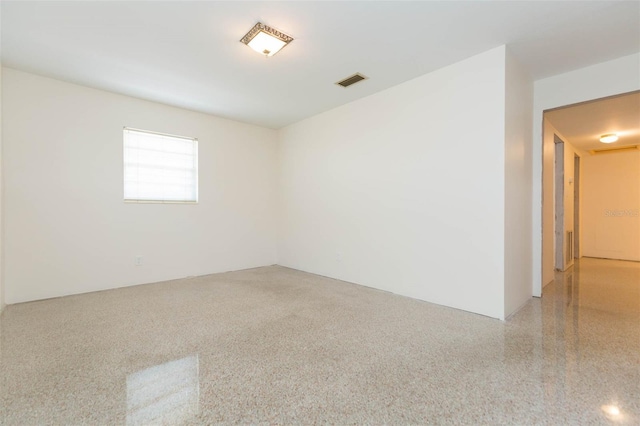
[581,151,640,261]
[2,68,278,304]
[532,52,640,296]
[504,50,533,317]
[0,63,3,312]
[278,47,508,319]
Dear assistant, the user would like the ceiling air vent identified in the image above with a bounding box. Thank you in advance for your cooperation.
[336,73,367,88]
[589,145,640,155]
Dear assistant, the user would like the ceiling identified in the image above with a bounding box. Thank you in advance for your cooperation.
[2,1,639,129]
[545,91,640,152]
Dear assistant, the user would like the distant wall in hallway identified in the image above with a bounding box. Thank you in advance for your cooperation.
[581,151,640,261]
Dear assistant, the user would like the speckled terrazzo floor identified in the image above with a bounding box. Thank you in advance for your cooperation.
[0,258,638,425]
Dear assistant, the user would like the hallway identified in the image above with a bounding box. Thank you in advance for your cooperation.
[0,258,638,424]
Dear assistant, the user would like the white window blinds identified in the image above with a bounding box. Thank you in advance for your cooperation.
[124,128,198,203]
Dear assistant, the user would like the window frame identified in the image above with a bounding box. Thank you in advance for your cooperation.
[123,127,199,204]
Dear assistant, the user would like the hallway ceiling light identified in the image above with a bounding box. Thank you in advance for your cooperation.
[240,22,293,57]
[599,133,619,143]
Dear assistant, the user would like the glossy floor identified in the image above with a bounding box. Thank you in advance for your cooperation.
[0,258,638,424]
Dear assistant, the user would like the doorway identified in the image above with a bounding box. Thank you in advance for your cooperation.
[553,136,579,272]
[541,90,640,290]
[573,154,580,260]
[554,138,565,271]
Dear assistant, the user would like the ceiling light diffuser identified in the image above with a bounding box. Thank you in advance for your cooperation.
[599,134,619,143]
[240,22,293,57]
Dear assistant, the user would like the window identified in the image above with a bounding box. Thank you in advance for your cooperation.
[124,128,198,203]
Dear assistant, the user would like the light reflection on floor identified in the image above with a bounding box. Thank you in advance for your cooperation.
[126,355,199,425]
[537,257,639,424]
[0,258,638,424]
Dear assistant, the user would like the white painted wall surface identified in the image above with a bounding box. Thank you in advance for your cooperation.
[581,151,640,261]
[3,68,278,304]
[504,50,533,318]
[532,52,640,296]
[0,63,3,312]
[278,47,507,319]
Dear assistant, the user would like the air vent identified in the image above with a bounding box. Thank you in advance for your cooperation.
[566,230,574,262]
[336,73,367,88]
[589,145,640,155]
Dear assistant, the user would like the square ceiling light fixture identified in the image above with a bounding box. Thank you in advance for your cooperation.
[240,22,293,57]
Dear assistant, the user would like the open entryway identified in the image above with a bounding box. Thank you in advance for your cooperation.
[541,90,640,289]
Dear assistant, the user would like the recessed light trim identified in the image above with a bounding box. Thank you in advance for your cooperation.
[599,133,619,143]
[240,22,293,57]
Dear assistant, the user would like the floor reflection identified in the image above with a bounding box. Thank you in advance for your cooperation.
[538,257,640,424]
[126,355,199,425]
[0,261,638,424]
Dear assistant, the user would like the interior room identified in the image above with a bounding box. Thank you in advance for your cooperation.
[0,1,639,424]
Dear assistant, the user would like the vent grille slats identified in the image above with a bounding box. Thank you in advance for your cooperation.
[336,73,367,88]
[567,230,574,261]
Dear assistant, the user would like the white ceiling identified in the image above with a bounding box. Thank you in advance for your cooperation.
[545,91,640,151]
[2,1,639,129]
